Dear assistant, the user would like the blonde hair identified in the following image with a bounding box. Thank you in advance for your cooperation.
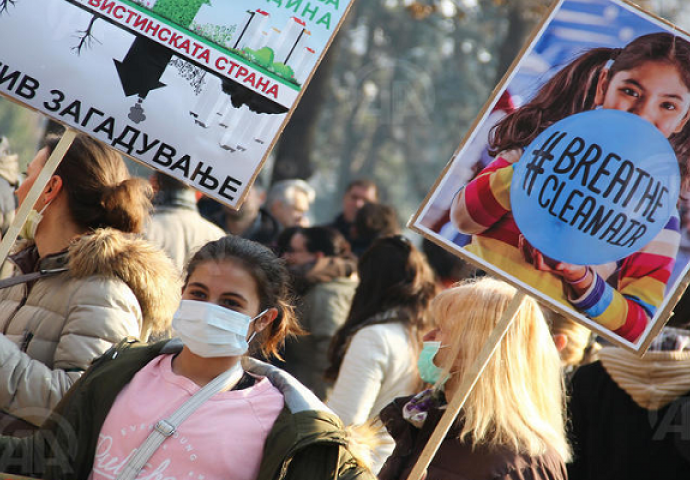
[544,311,593,368]
[431,277,571,462]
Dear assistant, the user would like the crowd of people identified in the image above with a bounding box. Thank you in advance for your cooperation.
[0,131,687,479]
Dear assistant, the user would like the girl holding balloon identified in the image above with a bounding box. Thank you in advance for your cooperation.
[451,32,690,342]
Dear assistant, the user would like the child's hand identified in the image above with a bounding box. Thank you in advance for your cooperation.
[518,235,593,295]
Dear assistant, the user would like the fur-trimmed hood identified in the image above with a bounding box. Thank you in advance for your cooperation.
[9,228,181,337]
[66,228,181,337]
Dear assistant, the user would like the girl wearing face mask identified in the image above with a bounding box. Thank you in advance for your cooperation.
[451,32,690,343]
[0,133,179,434]
[0,235,376,480]
[378,277,570,480]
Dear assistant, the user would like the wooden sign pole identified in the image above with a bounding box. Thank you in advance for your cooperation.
[405,291,526,480]
[0,129,77,267]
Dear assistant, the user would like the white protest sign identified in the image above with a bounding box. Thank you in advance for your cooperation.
[0,0,353,207]
[410,0,690,354]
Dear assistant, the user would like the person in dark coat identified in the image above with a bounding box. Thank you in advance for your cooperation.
[567,324,690,479]
[329,179,378,247]
[280,226,357,399]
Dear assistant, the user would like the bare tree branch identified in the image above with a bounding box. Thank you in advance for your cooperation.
[72,15,102,54]
[0,0,18,16]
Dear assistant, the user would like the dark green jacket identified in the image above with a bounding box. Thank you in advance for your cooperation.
[0,340,375,480]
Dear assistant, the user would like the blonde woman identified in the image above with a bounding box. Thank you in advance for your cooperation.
[378,277,571,480]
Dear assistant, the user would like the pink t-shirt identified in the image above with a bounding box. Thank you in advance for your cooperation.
[88,354,284,480]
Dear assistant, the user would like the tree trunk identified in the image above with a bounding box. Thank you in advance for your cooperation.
[493,5,528,86]
[270,35,341,183]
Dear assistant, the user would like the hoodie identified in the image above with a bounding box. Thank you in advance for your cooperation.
[567,328,690,479]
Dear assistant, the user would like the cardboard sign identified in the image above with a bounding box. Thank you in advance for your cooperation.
[0,0,352,207]
[410,0,690,353]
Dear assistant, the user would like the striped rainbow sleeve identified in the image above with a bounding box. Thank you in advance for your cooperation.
[451,155,516,234]
[570,214,680,342]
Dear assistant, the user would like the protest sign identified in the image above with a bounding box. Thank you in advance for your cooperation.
[410,0,690,353]
[0,0,353,207]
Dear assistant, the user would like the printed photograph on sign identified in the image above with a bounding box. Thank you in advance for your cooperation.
[410,0,690,352]
[0,0,349,207]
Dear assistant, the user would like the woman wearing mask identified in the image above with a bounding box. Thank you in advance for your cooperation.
[378,277,570,480]
[326,234,437,472]
[0,133,180,433]
[0,235,375,480]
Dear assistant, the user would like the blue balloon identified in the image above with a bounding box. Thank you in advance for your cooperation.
[511,109,679,266]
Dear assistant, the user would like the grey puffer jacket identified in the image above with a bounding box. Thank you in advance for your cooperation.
[0,229,180,425]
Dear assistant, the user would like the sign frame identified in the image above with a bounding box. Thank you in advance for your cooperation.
[0,0,355,209]
[409,0,690,354]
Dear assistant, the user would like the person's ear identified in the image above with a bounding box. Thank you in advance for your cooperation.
[254,308,278,333]
[149,174,159,194]
[553,333,568,353]
[593,69,609,107]
[43,175,63,204]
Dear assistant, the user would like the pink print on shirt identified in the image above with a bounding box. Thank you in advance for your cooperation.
[88,355,284,480]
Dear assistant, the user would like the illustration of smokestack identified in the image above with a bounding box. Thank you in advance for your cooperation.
[253,113,282,145]
[290,46,316,84]
[190,75,225,128]
[254,30,271,50]
[266,27,281,50]
[234,9,270,51]
[271,17,307,64]
[219,102,246,130]
[284,27,311,65]
[232,116,254,152]
[220,106,252,151]
[217,100,235,128]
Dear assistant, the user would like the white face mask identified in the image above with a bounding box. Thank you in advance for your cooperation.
[172,299,268,358]
[19,202,50,241]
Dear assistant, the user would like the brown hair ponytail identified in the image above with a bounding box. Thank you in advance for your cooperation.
[46,133,153,233]
[99,178,154,233]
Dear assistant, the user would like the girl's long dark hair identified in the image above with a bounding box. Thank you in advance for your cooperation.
[325,235,437,381]
[491,32,690,182]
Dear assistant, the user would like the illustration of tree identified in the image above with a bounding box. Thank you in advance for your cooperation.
[243,47,274,69]
[0,0,17,15]
[73,15,101,53]
[152,0,211,28]
[191,22,236,46]
[270,63,295,81]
